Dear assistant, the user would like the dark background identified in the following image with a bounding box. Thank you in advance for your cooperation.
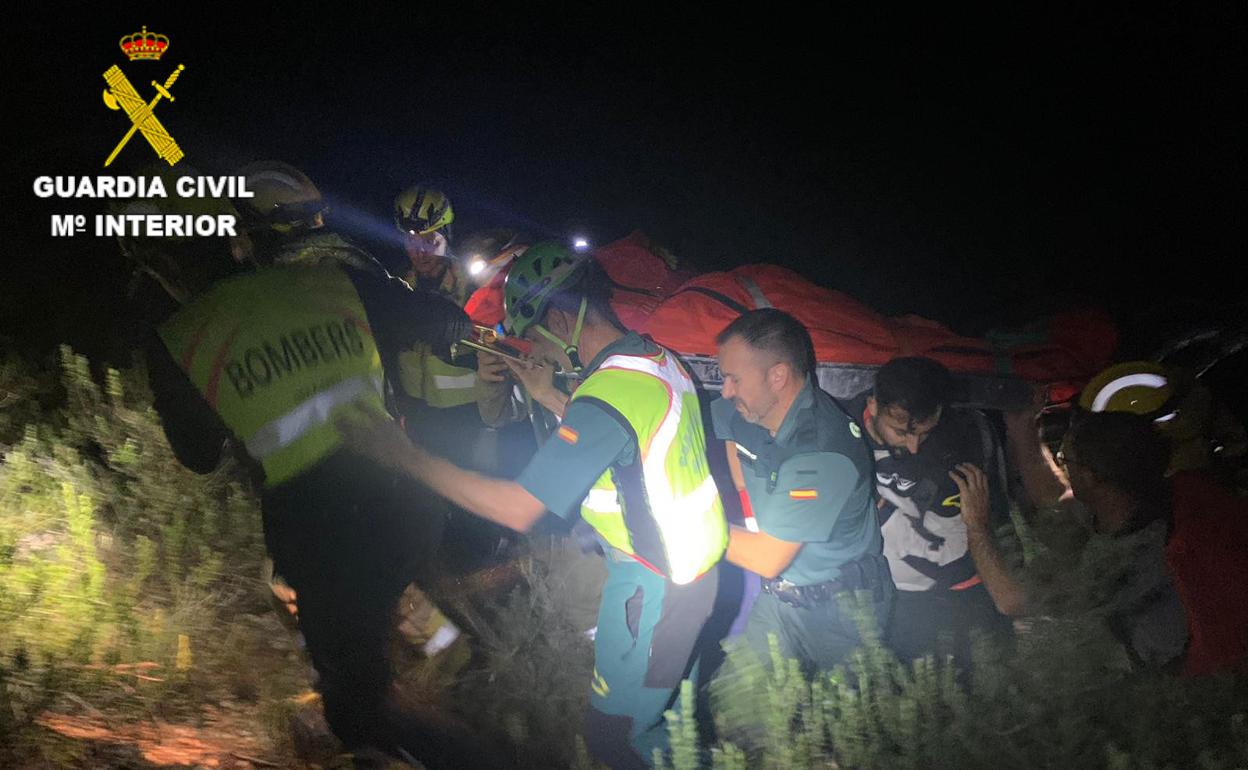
[3,4,1244,364]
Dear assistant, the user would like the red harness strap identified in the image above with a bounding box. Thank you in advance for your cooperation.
[949,575,983,591]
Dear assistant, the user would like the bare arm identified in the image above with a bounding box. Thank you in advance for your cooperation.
[342,413,547,532]
[403,445,547,532]
[725,525,803,579]
[954,463,1027,617]
[1003,401,1070,509]
[504,357,569,418]
[966,522,1026,616]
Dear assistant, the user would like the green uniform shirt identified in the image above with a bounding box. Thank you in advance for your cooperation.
[515,333,651,517]
[712,381,880,586]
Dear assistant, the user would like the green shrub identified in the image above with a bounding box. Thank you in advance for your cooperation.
[0,346,280,763]
[679,589,1248,770]
[451,537,600,769]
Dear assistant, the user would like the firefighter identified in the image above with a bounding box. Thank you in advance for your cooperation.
[150,162,507,768]
[392,185,466,304]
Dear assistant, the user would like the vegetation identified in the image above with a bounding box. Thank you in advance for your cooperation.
[2,348,1245,768]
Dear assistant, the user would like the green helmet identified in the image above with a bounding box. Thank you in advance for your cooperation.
[502,241,587,338]
[394,185,454,237]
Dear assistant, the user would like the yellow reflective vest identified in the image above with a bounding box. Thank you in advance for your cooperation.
[572,348,727,584]
[397,343,482,409]
[158,265,388,487]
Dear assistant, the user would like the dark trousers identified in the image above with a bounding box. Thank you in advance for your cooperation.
[734,553,895,675]
[743,584,894,675]
[262,452,445,754]
[885,583,1013,672]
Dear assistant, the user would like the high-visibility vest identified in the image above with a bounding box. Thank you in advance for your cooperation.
[397,343,481,409]
[158,265,387,487]
[571,348,727,584]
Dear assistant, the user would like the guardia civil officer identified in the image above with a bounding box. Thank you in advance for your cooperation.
[340,242,728,770]
[712,309,893,672]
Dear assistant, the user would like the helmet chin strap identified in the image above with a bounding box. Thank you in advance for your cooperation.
[533,297,588,371]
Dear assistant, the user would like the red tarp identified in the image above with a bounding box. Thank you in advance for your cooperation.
[466,234,1116,402]
[640,264,1116,402]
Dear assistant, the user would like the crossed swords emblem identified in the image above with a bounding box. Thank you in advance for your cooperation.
[102,64,186,167]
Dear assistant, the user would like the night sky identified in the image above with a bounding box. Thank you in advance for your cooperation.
[4,5,1244,363]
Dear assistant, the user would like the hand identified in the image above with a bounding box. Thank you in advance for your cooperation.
[334,404,421,472]
[950,462,991,531]
[504,355,560,406]
[477,352,511,384]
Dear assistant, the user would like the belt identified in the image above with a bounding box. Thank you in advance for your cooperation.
[760,552,890,610]
[761,577,848,609]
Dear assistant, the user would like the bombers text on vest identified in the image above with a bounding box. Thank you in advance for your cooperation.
[159,265,387,486]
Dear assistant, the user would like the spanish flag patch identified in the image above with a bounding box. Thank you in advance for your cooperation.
[789,488,818,500]
[557,425,580,445]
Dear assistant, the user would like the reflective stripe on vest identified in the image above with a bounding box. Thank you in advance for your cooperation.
[245,373,384,458]
[572,349,728,584]
[158,265,387,487]
[584,487,622,514]
[398,344,480,409]
[432,372,477,391]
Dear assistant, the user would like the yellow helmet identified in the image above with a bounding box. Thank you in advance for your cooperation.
[393,185,454,237]
[1078,361,1178,422]
[235,161,327,234]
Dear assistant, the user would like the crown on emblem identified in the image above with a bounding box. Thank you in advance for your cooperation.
[119,26,170,61]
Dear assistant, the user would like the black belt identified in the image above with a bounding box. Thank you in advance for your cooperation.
[760,553,890,610]
[761,577,848,609]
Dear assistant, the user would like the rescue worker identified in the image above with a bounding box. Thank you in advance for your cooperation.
[150,162,506,769]
[232,162,469,646]
[389,187,517,473]
[391,203,527,562]
[711,309,893,673]
[990,406,1189,669]
[392,184,467,304]
[340,241,728,770]
[1005,364,1248,674]
[455,229,540,479]
[843,357,1013,669]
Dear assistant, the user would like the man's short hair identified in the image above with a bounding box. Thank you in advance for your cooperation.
[872,357,954,423]
[716,308,815,381]
[1068,411,1170,495]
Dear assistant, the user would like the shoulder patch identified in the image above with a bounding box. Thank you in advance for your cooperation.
[789,488,819,500]
[557,425,580,445]
[848,420,862,439]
